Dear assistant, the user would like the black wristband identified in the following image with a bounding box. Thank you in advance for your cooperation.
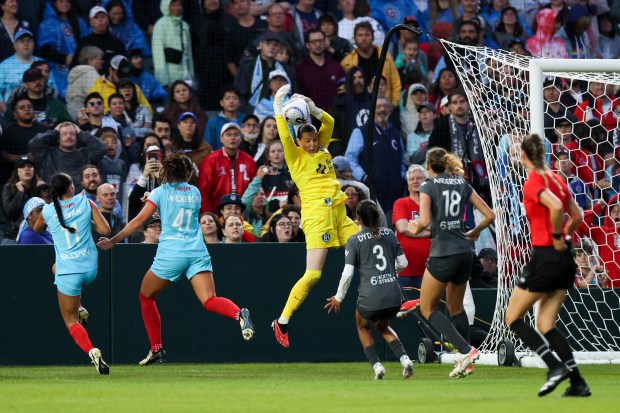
[552,233,562,240]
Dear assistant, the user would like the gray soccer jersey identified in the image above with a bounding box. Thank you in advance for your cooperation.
[344,227,404,313]
[419,173,473,257]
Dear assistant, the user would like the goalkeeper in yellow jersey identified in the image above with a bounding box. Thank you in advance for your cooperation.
[271,84,359,348]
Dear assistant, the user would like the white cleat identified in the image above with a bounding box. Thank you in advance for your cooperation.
[449,347,479,378]
[89,348,109,375]
[374,363,386,380]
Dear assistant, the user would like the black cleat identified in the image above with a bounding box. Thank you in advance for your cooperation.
[89,348,110,375]
[139,348,166,366]
[538,365,571,397]
[562,381,592,397]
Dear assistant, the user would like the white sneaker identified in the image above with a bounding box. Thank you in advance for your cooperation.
[449,347,479,378]
[374,363,386,380]
[89,348,109,375]
[401,356,414,379]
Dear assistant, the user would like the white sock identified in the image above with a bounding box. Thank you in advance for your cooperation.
[277,316,289,325]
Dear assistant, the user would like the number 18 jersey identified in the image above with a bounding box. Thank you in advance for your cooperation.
[147,182,208,258]
[419,173,473,257]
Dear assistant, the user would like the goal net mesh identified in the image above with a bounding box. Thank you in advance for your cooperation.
[440,40,620,360]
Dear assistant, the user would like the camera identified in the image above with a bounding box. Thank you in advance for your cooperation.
[148,151,160,161]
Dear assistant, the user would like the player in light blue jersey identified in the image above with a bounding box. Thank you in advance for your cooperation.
[34,173,111,375]
[98,154,254,366]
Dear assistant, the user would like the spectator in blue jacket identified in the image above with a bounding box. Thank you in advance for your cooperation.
[204,86,245,150]
[129,48,167,106]
[345,95,406,213]
[106,0,151,58]
[17,196,53,244]
[36,0,90,99]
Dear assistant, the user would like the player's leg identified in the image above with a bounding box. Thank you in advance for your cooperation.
[374,318,414,379]
[538,290,590,396]
[356,310,384,380]
[446,281,470,345]
[420,269,470,354]
[273,247,328,347]
[138,269,171,365]
[505,287,569,395]
[190,271,254,340]
[58,290,109,375]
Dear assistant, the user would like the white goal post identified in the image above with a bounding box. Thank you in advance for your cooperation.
[440,39,620,366]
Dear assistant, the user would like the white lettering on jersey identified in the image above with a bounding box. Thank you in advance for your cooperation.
[59,249,88,260]
[63,208,83,219]
[356,228,391,242]
[167,194,199,203]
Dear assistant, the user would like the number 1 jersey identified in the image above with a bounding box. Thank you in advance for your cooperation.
[42,194,98,275]
[147,183,208,258]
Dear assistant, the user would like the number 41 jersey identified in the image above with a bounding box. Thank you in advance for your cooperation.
[147,182,208,258]
[419,173,473,257]
[345,227,404,313]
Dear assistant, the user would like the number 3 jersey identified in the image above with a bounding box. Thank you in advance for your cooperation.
[42,194,98,276]
[147,183,208,258]
[419,173,473,257]
[345,227,404,312]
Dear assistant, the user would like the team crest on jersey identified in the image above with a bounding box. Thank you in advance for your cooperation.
[322,232,331,242]
[324,197,332,206]
[217,166,227,176]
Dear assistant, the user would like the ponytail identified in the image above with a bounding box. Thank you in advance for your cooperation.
[50,173,76,233]
[426,147,464,176]
[356,199,381,237]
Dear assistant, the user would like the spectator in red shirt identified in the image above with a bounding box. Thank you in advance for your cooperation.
[392,164,431,289]
[577,195,620,287]
[198,122,257,213]
[573,81,620,131]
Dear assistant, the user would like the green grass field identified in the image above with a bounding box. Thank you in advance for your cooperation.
[0,363,616,413]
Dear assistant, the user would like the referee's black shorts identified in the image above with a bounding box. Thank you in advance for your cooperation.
[426,251,473,285]
[517,246,576,292]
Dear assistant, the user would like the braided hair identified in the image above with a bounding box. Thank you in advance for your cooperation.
[160,153,193,184]
[50,173,76,233]
[356,199,381,237]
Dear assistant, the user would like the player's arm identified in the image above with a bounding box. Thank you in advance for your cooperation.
[539,188,567,252]
[273,85,299,164]
[98,200,156,249]
[291,92,332,147]
[89,199,111,236]
[324,264,355,314]
[465,189,496,241]
[563,197,584,237]
[395,254,408,273]
[408,192,431,235]
[395,218,430,238]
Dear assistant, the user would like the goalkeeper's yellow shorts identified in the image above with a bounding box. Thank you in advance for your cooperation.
[302,203,358,250]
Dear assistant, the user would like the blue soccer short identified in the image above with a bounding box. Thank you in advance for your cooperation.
[55,269,98,296]
[151,255,213,282]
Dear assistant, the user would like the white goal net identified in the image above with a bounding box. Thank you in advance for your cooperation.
[440,40,620,364]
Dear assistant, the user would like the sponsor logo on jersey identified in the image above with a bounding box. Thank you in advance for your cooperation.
[322,232,331,242]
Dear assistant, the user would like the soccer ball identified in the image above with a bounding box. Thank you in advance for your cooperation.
[282,98,310,126]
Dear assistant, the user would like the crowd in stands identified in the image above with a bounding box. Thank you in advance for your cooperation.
[0,0,618,288]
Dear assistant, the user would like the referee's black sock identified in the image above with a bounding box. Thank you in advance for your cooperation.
[544,328,582,384]
[451,311,470,344]
[509,319,562,370]
[363,345,380,366]
[428,311,471,354]
[388,338,407,359]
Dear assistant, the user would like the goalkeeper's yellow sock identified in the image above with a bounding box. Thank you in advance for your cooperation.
[281,270,322,320]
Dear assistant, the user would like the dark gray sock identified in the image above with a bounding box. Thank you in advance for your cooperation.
[428,311,471,354]
[388,338,407,359]
[544,328,581,384]
[363,345,380,366]
[451,311,470,344]
[510,319,562,370]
